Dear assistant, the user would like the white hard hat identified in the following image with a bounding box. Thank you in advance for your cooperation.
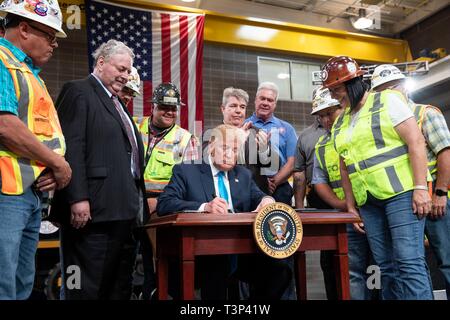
[125,67,141,95]
[311,87,340,115]
[0,0,66,38]
[371,64,405,90]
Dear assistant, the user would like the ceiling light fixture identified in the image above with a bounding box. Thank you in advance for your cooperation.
[277,73,290,80]
[181,0,196,3]
[351,8,373,30]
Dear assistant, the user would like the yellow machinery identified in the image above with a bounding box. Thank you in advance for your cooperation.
[415,48,447,63]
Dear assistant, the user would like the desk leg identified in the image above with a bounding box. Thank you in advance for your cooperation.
[295,251,307,300]
[335,224,350,300]
[181,233,195,300]
[157,257,169,300]
[181,260,195,300]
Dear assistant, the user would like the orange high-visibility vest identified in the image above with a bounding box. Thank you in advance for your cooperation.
[0,45,65,195]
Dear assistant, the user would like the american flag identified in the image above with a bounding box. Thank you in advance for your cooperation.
[85,0,205,132]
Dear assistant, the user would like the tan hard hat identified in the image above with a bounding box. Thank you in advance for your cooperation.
[125,67,141,95]
[311,87,340,115]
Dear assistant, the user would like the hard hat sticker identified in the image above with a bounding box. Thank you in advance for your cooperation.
[380,69,392,77]
[347,62,357,73]
[34,1,48,16]
[163,96,178,104]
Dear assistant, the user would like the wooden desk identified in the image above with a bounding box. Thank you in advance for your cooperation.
[146,211,360,300]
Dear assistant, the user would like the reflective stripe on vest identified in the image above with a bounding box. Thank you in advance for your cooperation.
[0,46,65,195]
[370,92,386,150]
[143,124,192,193]
[332,90,415,205]
[315,134,344,200]
[315,133,366,204]
[133,116,150,151]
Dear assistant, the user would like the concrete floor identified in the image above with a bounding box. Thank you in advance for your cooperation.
[305,249,449,300]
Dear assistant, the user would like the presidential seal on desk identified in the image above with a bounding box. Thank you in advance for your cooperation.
[253,202,303,259]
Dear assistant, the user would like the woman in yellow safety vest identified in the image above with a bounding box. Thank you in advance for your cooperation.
[322,56,433,300]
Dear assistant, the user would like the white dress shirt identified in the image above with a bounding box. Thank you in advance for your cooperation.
[91,73,139,178]
[198,155,235,212]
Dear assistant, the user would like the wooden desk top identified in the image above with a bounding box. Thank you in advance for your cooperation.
[145,211,361,228]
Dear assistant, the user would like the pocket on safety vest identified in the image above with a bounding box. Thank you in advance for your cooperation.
[153,151,176,178]
[33,97,53,137]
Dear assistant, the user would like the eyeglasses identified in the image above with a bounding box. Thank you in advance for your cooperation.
[27,23,57,44]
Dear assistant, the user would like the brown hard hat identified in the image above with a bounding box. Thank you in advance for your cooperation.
[321,56,366,88]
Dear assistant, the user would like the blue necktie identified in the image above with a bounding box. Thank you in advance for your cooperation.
[217,171,229,203]
[218,171,238,275]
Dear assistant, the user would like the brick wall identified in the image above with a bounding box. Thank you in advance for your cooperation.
[203,43,320,134]
[41,28,321,135]
[401,5,450,60]
[41,28,90,102]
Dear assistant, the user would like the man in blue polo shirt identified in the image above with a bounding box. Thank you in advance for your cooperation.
[245,82,297,300]
[245,82,297,205]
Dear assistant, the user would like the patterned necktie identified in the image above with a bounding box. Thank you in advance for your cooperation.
[112,95,140,177]
[217,171,229,203]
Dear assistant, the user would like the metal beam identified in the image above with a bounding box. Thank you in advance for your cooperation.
[410,55,450,92]
[204,14,411,63]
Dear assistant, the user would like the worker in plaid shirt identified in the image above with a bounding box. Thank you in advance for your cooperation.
[134,82,199,300]
[372,64,450,299]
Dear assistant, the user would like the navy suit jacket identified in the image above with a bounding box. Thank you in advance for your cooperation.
[156,163,266,216]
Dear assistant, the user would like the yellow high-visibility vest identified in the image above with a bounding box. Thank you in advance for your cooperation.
[315,133,366,205]
[134,118,192,194]
[332,90,417,206]
[410,102,442,177]
[0,45,65,195]
[315,134,344,200]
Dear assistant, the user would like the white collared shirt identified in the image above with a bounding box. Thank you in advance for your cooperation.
[91,73,139,178]
[198,155,235,212]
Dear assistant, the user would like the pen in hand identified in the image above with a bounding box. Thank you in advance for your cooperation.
[212,193,235,214]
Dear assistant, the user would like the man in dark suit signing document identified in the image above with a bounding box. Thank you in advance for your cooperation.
[157,124,293,300]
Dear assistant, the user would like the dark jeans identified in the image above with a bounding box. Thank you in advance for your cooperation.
[360,192,433,300]
[425,197,450,299]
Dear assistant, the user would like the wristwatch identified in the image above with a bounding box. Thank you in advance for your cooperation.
[435,189,447,197]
